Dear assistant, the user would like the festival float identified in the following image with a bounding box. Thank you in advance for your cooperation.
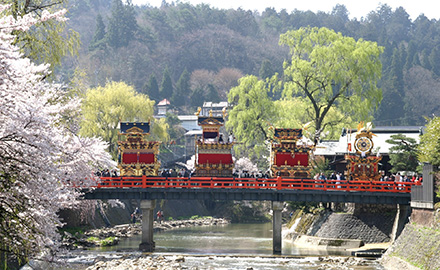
[345,122,382,181]
[194,108,234,177]
[117,122,161,176]
[270,128,313,178]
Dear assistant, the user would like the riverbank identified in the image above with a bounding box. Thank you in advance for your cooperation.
[61,217,230,250]
[381,223,440,269]
[82,254,381,270]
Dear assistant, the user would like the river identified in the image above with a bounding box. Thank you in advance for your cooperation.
[56,222,385,269]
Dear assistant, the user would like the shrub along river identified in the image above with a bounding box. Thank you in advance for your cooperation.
[49,222,385,269]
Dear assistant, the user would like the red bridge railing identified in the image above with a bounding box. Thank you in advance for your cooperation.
[93,176,419,193]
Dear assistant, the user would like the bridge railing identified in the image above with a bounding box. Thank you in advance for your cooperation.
[94,176,418,193]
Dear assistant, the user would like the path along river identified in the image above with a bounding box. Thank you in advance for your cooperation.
[58,223,384,269]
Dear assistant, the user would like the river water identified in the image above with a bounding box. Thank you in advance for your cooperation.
[60,223,384,269]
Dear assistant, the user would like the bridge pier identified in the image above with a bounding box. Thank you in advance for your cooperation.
[272,201,283,254]
[391,204,411,242]
[139,200,156,252]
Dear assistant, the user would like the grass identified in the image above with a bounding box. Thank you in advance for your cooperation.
[100,237,117,246]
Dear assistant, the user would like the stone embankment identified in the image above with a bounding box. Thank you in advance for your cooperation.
[285,205,396,246]
[62,217,229,250]
[381,223,440,269]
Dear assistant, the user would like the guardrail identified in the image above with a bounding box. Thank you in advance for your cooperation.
[93,176,419,193]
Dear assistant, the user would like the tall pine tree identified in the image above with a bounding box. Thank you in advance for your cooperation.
[90,14,106,50]
[160,67,174,100]
[106,0,138,48]
[172,68,190,106]
[143,75,160,101]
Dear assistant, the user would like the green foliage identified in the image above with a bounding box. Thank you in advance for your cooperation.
[274,98,356,140]
[100,236,117,246]
[227,75,281,164]
[206,84,220,103]
[259,59,275,80]
[80,81,164,158]
[190,87,205,107]
[386,134,420,173]
[5,0,80,71]
[89,14,106,50]
[165,112,185,141]
[59,2,440,127]
[143,75,160,101]
[87,236,99,242]
[419,117,440,168]
[172,68,190,106]
[160,66,174,100]
[311,157,332,179]
[106,0,138,48]
[280,27,383,144]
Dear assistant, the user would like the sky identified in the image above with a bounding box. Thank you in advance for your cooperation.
[131,0,440,20]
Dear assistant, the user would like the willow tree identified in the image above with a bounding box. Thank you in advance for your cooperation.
[5,0,80,70]
[227,75,280,164]
[80,81,168,159]
[274,97,356,141]
[280,27,383,144]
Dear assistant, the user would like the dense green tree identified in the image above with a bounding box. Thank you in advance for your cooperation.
[260,7,282,33]
[377,47,405,125]
[54,2,440,128]
[165,112,185,141]
[160,67,174,100]
[80,81,166,158]
[429,46,440,77]
[386,134,419,173]
[418,117,440,168]
[387,7,411,44]
[405,40,418,70]
[172,68,190,106]
[90,14,106,50]
[143,75,160,101]
[190,87,205,107]
[227,75,280,165]
[274,98,356,141]
[259,59,274,80]
[225,8,259,37]
[206,84,220,103]
[106,0,138,48]
[280,27,383,144]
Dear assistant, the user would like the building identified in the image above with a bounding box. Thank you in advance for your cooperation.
[314,126,423,175]
[157,99,171,116]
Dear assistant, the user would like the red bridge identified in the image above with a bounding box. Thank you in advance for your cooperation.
[84,176,417,205]
[95,176,416,192]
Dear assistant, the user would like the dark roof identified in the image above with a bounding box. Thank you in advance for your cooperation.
[344,126,424,134]
[120,122,150,134]
[372,126,423,133]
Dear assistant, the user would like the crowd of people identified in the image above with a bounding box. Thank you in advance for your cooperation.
[95,167,423,185]
[159,168,192,178]
[95,169,118,177]
[313,171,422,184]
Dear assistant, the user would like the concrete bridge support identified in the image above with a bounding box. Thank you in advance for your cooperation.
[272,201,283,254]
[139,200,156,252]
[391,204,411,242]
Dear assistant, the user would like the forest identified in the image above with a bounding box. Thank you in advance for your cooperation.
[62,0,440,126]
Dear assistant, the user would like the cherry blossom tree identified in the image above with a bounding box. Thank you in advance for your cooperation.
[0,4,114,265]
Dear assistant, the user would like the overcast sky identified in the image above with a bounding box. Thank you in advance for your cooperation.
[131,0,440,20]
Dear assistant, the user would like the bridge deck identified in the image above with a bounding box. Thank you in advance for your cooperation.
[82,177,414,204]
